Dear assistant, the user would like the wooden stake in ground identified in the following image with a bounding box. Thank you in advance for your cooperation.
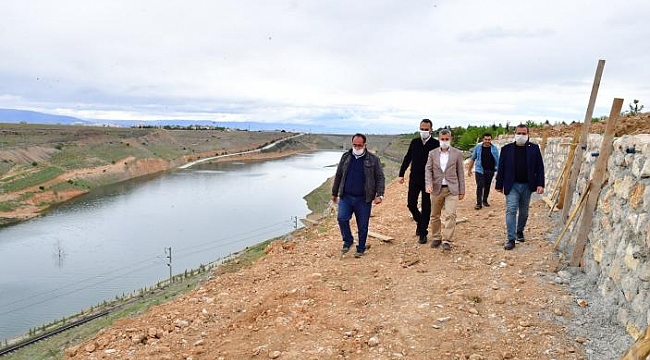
[621,326,650,360]
[556,127,581,210]
[570,98,623,267]
[553,183,591,251]
[562,59,605,221]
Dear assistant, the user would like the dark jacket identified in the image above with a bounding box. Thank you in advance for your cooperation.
[495,141,545,195]
[399,137,440,185]
[332,150,385,203]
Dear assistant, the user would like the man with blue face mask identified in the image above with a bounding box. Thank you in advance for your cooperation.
[398,119,440,244]
[332,133,385,258]
[495,124,545,250]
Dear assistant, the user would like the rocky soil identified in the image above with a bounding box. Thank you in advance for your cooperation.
[64,175,614,360]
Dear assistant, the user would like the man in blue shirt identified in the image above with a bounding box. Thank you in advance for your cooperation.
[332,133,386,258]
[495,124,545,250]
[467,133,499,210]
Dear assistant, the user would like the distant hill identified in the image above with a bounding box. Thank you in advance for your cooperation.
[0,109,93,126]
[0,108,361,134]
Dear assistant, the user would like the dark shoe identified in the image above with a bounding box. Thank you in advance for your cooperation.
[482,201,490,207]
[474,204,482,210]
[341,246,350,254]
[504,240,515,250]
[431,240,442,248]
[516,232,525,242]
[442,242,451,251]
[354,251,364,258]
[418,234,427,244]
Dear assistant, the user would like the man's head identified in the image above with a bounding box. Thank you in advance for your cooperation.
[420,119,432,132]
[514,124,529,146]
[419,119,433,140]
[514,124,529,135]
[439,129,452,150]
[482,133,492,147]
[351,133,367,155]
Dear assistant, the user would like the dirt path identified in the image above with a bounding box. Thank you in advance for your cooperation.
[64,173,588,360]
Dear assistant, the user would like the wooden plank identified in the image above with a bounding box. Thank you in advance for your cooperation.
[557,128,581,210]
[456,217,468,224]
[540,132,549,153]
[368,231,394,242]
[621,326,650,360]
[570,98,623,267]
[553,183,591,250]
[561,59,605,221]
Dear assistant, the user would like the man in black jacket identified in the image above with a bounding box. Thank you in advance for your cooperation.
[398,119,440,244]
[332,133,386,258]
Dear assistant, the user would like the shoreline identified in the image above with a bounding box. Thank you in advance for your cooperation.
[0,148,312,227]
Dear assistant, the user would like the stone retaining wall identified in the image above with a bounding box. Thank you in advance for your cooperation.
[542,133,650,338]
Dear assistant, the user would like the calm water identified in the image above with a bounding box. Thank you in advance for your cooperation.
[0,151,341,341]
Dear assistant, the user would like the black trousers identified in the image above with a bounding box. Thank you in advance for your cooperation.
[475,170,495,205]
[407,181,431,236]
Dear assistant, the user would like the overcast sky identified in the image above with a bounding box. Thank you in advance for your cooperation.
[1,0,648,133]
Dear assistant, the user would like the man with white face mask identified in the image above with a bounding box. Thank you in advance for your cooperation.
[424,129,465,251]
[398,119,440,244]
[495,124,545,250]
[332,133,385,258]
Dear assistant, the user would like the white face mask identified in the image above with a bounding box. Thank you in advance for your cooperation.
[514,134,528,145]
[419,130,431,140]
[352,147,365,156]
[439,141,450,149]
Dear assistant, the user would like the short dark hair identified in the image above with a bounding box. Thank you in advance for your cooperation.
[515,124,529,133]
[420,119,433,128]
[483,133,492,138]
[351,133,367,143]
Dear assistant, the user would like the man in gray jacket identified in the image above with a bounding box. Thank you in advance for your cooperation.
[332,133,385,258]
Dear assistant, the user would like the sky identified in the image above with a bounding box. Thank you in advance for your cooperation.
[1,0,649,134]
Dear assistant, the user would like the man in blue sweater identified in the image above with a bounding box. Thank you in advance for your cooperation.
[467,133,499,210]
[495,124,545,250]
[398,119,440,244]
[332,133,385,258]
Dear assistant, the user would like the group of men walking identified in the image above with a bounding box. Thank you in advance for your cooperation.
[331,119,545,258]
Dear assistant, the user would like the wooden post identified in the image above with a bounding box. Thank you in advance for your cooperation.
[540,132,549,153]
[570,98,623,267]
[552,183,591,250]
[557,128,581,210]
[561,59,606,221]
[621,326,650,360]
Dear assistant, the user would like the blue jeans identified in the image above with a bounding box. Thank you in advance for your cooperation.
[337,195,372,253]
[505,182,532,240]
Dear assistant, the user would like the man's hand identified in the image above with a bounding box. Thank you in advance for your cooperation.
[373,196,383,205]
[536,186,544,194]
[331,195,338,204]
[425,187,433,194]
[459,194,465,200]
[467,169,473,177]
[496,188,503,193]
[398,177,405,184]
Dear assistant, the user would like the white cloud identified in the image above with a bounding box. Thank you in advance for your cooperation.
[1,0,649,133]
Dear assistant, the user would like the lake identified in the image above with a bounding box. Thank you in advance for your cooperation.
[0,150,341,341]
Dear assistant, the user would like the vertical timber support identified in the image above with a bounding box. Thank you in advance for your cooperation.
[562,59,606,222]
[570,98,623,267]
[557,128,581,210]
